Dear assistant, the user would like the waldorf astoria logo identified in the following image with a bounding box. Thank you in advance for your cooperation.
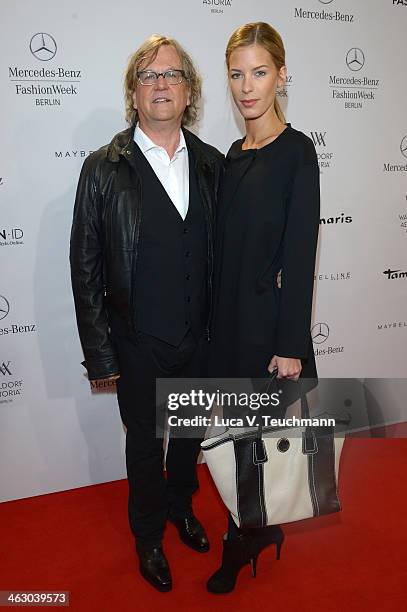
[8,33,83,108]
[329,47,380,110]
[383,136,407,173]
[0,361,24,405]
[294,0,355,22]
[276,74,293,99]
[202,0,232,14]
[399,209,407,234]
[310,131,334,174]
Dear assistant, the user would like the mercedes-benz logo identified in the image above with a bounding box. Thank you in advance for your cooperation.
[400,135,407,159]
[30,33,57,61]
[0,295,10,321]
[311,322,330,344]
[346,48,365,72]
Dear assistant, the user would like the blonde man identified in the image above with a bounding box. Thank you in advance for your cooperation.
[70,36,223,592]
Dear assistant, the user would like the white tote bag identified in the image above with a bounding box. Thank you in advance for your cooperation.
[201,377,344,528]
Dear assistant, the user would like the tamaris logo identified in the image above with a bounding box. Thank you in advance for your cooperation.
[320,213,353,225]
[382,268,407,280]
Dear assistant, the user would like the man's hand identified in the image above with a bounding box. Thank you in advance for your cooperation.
[268,355,301,381]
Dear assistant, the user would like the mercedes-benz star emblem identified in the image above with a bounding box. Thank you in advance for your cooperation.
[30,33,57,61]
[0,295,10,321]
[400,136,407,159]
[346,48,365,72]
[311,322,330,344]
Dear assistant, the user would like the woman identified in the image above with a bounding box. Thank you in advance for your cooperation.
[207,22,320,593]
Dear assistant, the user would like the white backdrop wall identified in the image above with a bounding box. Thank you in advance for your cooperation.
[1,0,406,502]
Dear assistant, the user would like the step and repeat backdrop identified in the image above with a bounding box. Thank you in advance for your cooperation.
[1,0,406,501]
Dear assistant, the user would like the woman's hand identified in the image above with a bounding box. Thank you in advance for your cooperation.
[268,355,302,381]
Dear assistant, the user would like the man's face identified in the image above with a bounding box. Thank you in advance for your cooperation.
[132,45,190,130]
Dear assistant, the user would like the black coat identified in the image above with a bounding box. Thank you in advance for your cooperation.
[210,124,320,378]
[70,126,224,380]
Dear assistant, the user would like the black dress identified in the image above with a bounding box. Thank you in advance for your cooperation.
[210,124,320,379]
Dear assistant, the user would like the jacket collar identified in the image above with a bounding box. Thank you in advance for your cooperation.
[106,125,217,169]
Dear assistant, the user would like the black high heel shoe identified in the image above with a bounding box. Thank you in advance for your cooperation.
[206,533,251,594]
[245,524,284,562]
[206,525,284,594]
[244,524,284,578]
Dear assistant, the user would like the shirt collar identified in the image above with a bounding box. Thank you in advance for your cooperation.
[134,123,186,155]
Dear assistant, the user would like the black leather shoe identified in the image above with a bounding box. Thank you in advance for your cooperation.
[169,514,210,552]
[137,546,172,592]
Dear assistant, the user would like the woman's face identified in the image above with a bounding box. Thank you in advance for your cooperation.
[228,44,286,121]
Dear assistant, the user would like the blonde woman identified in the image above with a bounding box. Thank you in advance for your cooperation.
[207,22,320,593]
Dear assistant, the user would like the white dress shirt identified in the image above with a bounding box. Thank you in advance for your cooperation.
[134,123,189,220]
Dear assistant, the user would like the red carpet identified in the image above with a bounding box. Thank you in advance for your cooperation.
[1,439,406,611]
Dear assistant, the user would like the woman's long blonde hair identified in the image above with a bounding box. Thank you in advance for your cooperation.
[225,22,286,123]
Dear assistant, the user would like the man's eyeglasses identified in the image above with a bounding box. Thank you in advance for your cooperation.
[137,69,187,86]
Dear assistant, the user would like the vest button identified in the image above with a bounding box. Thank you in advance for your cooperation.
[186,296,191,302]
[185,251,190,257]
[186,274,191,280]
[183,227,188,234]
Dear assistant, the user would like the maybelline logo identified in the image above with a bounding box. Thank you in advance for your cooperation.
[8,34,82,108]
[55,150,94,159]
[294,0,355,22]
[202,0,232,14]
[383,268,407,280]
[310,131,334,173]
[0,227,24,247]
[377,321,407,330]
[311,322,344,356]
[383,136,407,172]
[276,75,293,98]
[0,295,37,336]
[0,362,24,404]
[320,212,353,225]
[329,48,380,110]
[315,272,351,281]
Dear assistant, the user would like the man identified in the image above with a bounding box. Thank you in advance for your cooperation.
[70,35,223,592]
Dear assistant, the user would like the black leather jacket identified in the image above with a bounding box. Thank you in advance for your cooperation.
[70,126,224,380]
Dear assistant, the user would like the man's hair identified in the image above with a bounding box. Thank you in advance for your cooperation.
[124,35,202,127]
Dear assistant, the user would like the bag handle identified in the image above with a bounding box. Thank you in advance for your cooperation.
[256,367,311,438]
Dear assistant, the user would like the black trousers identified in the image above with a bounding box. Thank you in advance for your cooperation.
[111,324,207,551]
